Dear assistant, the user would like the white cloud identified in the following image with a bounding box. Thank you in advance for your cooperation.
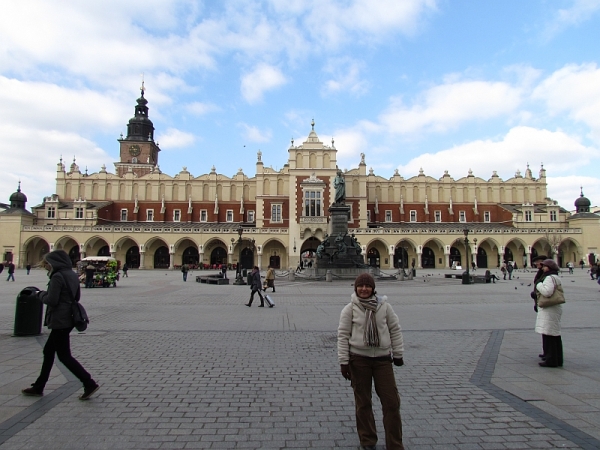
[156,128,196,149]
[0,124,109,207]
[322,57,369,96]
[0,77,127,132]
[544,0,600,38]
[240,64,287,103]
[396,126,599,180]
[238,123,272,143]
[546,175,600,211]
[379,80,522,135]
[330,128,369,163]
[185,102,220,116]
[532,63,600,140]
[270,0,438,49]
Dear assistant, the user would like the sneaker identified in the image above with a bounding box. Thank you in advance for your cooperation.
[79,383,100,400]
[21,385,43,397]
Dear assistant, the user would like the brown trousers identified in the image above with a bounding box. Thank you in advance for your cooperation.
[349,354,404,450]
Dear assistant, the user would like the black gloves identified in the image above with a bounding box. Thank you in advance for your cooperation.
[340,364,351,380]
[393,358,404,366]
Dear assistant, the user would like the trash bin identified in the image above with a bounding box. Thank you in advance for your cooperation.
[462,271,471,285]
[242,268,247,277]
[14,287,43,336]
[247,272,252,285]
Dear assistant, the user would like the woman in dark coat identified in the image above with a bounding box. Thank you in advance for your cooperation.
[245,266,265,307]
[21,250,99,400]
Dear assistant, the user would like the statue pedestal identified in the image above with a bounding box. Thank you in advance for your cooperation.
[315,203,365,275]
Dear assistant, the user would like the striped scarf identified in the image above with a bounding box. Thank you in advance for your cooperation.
[359,297,380,347]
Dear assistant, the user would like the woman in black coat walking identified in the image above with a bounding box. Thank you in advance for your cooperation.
[245,266,265,307]
[21,250,99,400]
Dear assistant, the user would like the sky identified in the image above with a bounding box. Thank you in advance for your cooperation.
[1,0,600,211]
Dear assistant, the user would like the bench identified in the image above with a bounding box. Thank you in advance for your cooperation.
[196,275,230,285]
[472,275,487,284]
[444,274,465,279]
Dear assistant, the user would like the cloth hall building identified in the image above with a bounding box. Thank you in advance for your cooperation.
[1,89,599,271]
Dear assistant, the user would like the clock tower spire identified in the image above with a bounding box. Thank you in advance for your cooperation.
[115,83,161,177]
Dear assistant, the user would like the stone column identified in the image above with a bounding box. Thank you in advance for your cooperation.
[19,249,26,268]
[139,252,145,269]
[110,252,116,260]
[256,245,262,271]
[444,252,450,268]
[388,246,395,269]
[169,252,175,270]
[416,249,423,269]
[471,247,477,268]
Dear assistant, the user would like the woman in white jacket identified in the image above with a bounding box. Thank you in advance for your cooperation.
[337,273,405,450]
[535,259,564,367]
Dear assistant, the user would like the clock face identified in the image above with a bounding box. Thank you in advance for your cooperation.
[129,145,141,156]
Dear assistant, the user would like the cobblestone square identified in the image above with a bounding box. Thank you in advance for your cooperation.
[1,268,599,449]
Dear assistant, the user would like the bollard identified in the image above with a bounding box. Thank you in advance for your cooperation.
[408,272,413,280]
[289,271,295,281]
[326,270,332,282]
[398,272,404,281]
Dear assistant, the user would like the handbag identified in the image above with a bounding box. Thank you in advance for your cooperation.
[537,276,566,308]
[72,301,89,332]
[56,271,90,331]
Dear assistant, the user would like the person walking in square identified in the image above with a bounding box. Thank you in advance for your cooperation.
[122,263,129,277]
[507,262,514,280]
[221,263,227,279]
[265,265,275,292]
[26,263,31,275]
[6,262,15,281]
[338,273,405,450]
[21,250,99,400]
[181,264,189,282]
[245,266,265,307]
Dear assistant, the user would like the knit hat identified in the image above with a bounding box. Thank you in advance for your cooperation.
[354,273,376,294]
[541,259,559,272]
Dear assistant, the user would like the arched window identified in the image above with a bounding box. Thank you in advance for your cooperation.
[367,248,380,268]
[154,246,169,268]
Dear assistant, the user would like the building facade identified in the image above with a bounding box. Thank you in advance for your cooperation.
[2,89,599,270]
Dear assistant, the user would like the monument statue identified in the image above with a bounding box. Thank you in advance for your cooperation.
[333,169,345,204]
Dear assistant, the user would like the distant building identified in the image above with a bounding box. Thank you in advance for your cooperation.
[1,88,599,269]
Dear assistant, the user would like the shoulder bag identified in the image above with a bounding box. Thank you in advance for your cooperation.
[56,271,89,331]
[537,276,566,308]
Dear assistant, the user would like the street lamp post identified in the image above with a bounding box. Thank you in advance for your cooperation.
[473,238,478,271]
[233,225,246,285]
[293,238,298,270]
[462,228,471,285]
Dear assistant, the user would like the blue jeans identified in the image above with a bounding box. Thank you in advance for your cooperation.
[183,272,188,282]
[7,273,14,281]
